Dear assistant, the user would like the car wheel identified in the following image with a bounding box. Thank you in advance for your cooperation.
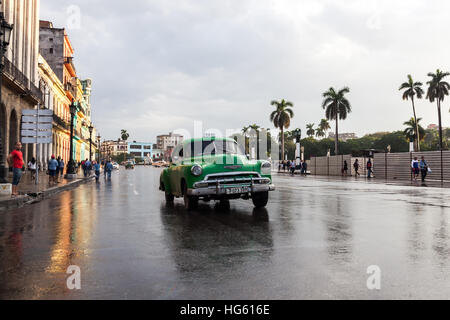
[165,191,174,202]
[183,183,198,210]
[252,191,269,208]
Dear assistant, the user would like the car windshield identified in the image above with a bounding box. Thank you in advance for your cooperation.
[187,140,245,157]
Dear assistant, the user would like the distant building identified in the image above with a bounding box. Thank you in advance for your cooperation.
[427,124,439,130]
[328,132,357,141]
[101,140,128,158]
[152,149,163,161]
[128,141,153,158]
[156,132,184,150]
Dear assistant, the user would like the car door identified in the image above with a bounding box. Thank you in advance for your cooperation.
[168,145,184,196]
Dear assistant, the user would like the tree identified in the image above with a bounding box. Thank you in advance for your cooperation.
[121,129,130,141]
[306,123,315,137]
[403,117,425,145]
[270,99,294,161]
[399,75,424,151]
[248,124,261,159]
[316,119,330,138]
[426,69,450,151]
[321,87,352,155]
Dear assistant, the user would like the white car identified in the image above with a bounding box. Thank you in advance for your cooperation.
[112,162,119,170]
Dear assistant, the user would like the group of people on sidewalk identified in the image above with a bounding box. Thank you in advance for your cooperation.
[349,159,373,178]
[5,141,116,197]
[278,160,308,176]
[411,156,430,182]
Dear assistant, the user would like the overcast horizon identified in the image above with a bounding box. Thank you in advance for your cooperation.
[41,0,450,142]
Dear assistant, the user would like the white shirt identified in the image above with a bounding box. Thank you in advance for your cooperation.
[28,162,36,170]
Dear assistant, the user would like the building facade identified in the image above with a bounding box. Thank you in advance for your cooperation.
[328,132,358,142]
[39,21,96,163]
[1,0,42,180]
[127,141,153,158]
[100,140,128,158]
[156,132,183,150]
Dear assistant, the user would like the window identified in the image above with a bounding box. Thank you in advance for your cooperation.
[49,48,53,54]
[130,145,142,149]
[144,146,151,150]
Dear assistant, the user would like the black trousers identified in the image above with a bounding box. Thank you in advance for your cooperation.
[421,169,427,182]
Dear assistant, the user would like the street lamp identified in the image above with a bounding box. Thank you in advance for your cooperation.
[66,100,78,176]
[97,134,101,161]
[88,124,93,162]
[0,11,13,183]
[293,128,302,167]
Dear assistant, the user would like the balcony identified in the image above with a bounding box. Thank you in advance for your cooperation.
[64,82,77,100]
[53,114,69,130]
[2,56,43,104]
[64,56,77,77]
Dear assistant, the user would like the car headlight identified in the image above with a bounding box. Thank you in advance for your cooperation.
[191,165,203,176]
[261,161,271,174]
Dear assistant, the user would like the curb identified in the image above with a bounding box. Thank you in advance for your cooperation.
[0,176,95,211]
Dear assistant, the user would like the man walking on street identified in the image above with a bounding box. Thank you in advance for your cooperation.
[93,161,101,182]
[105,160,113,179]
[7,142,24,197]
[58,158,65,179]
[48,155,59,185]
[419,156,428,183]
[354,159,360,177]
[367,159,373,178]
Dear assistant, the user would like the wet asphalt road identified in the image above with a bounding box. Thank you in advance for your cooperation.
[0,167,449,300]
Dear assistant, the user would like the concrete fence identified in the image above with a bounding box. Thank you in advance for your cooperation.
[307,151,450,182]
[373,151,450,182]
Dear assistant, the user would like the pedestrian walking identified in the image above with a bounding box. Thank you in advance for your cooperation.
[353,159,360,177]
[58,158,65,178]
[419,156,429,183]
[290,160,295,176]
[301,160,308,176]
[93,161,101,182]
[83,159,91,177]
[105,160,113,179]
[48,155,59,185]
[343,160,348,176]
[278,161,282,172]
[28,157,37,181]
[7,142,24,197]
[367,159,373,178]
[411,156,420,180]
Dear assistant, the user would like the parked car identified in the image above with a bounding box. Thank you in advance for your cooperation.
[125,161,135,169]
[159,137,275,209]
[153,161,168,168]
[112,162,119,170]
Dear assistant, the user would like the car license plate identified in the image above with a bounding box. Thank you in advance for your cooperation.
[226,187,249,195]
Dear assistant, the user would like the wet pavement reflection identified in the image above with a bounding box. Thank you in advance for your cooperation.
[0,168,449,299]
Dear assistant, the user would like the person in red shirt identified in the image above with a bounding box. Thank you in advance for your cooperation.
[7,142,24,196]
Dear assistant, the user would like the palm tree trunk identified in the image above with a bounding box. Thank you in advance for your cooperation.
[281,128,285,161]
[437,100,443,150]
[411,97,420,152]
[335,118,339,155]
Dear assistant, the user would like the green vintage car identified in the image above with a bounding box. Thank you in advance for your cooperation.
[159,137,275,209]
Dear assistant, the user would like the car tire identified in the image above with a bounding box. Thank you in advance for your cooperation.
[183,184,198,210]
[252,191,269,208]
[165,191,174,202]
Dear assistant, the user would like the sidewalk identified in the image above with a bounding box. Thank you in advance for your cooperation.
[0,170,94,210]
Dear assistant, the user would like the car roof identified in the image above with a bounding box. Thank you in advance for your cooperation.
[183,137,236,144]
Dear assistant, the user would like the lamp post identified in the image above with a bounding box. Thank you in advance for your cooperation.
[293,128,302,167]
[0,11,13,183]
[96,134,101,162]
[88,124,93,162]
[66,100,78,176]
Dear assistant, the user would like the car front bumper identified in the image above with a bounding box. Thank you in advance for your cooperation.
[187,184,275,196]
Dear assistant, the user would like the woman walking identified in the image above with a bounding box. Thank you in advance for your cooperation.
[353,159,360,177]
[28,157,37,181]
[411,156,419,180]
[419,156,428,182]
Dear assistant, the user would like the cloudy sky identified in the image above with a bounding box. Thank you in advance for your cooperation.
[41,0,450,142]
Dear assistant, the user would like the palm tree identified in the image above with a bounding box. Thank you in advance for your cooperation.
[121,129,130,141]
[306,123,315,137]
[316,119,331,138]
[248,124,261,159]
[403,117,425,146]
[321,87,352,155]
[270,99,294,161]
[399,75,424,151]
[426,69,450,151]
